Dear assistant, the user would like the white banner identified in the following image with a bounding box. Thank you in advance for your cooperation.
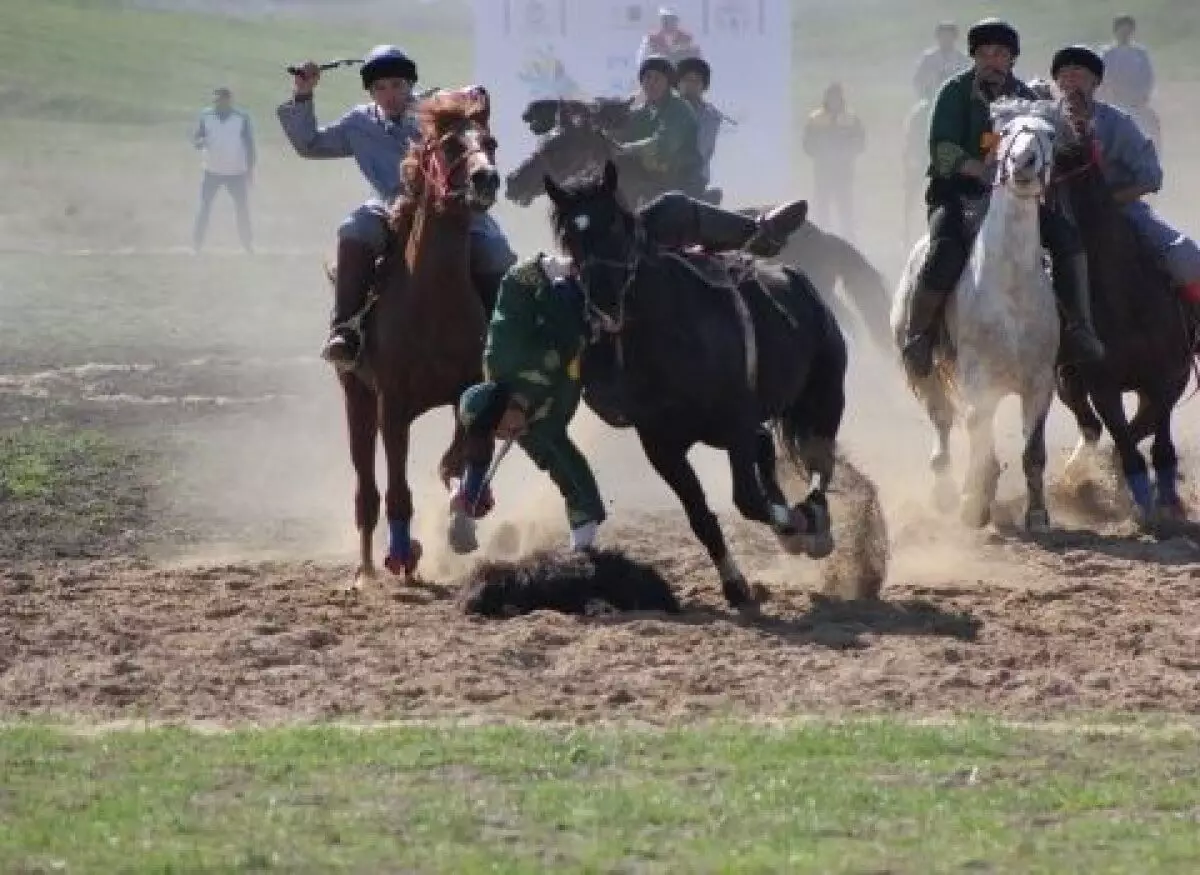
[473,0,794,206]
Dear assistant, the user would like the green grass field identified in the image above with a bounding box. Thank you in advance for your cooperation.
[2,719,1198,873]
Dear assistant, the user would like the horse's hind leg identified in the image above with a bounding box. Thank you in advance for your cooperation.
[378,395,421,577]
[1150,382,1188,521]
[638,427,757,612]
[1020,385,1053,532]
[1058,368,1104,485]
[1090,389,1152,521]
[340,375,380,588]
[921,379,957,513]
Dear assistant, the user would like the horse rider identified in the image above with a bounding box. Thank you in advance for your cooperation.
[913,21,971,102]
[452,188,812,550]
[1098,15,1155,116]
[636,6,702,69]
[900,18,1106,379]
[1050,46,1200,306]
[675,56,725,194]
[277,46,517,368]
[614,55,705,199]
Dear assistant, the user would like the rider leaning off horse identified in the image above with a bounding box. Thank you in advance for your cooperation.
[277,46,518,367]
[901,18,1106,379]
[452,185,810,552]
[1048,45,1200,309]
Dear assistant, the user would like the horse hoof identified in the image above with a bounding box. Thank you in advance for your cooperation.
[384,539,423,577]
[960,500,990,529]
[446,512,479,555]
[1156,500,1188,523]
[1024,508,1051,532]
[721,577,758,612]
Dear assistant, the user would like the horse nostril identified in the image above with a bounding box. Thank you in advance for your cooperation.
[473,168,500,192]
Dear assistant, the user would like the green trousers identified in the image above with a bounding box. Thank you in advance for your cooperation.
[520,379,606,529]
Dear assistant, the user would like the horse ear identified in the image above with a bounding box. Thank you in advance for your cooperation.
[602,160,619,194]
[544,174,566,205]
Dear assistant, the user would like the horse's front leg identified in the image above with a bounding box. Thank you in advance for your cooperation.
[960,396,1000,529]
[340,373,380,588]
[1020,384,1053,532]
[639,427,758,613]
[1058,367,1104,486]
[378,394,421,577]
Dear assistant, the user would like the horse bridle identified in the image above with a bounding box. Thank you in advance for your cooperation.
[574,222,647,338]
[415,122,495,208]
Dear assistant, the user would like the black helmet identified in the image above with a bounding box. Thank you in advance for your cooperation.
[1051,45,1104,81]
[638,55,676,84]
[967,18,1020,58]
[360,45,418,89]
[676,56,710,88]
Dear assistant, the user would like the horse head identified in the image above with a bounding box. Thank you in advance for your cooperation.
[505,97,635,207]
[989,98,1068,200]
[544,160,636,331]
[402,87,499,213]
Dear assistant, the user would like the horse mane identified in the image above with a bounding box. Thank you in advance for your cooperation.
[391,88,490,229]
[990,97,1071,141]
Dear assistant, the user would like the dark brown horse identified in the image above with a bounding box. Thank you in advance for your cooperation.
[340,89,498,586]
[505,98,894,354]
[1053,139,1193,523]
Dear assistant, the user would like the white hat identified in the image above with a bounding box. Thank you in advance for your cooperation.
[659,7,679,17]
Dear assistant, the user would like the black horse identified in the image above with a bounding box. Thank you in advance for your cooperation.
[507,97,895,354]
[545,160,849,610]
[1053,141,1193,522]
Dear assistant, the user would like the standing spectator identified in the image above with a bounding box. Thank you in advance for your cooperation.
[192,87,255,253]
[636,7,702,68]
[802,83,865,240]
[1099,15,1155,112]
[913,22,970,101]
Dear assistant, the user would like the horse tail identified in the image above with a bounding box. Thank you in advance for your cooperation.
[773,271,889,598]
[821,231,895,354]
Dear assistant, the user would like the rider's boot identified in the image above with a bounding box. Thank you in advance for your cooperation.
[901,235,964,379]
[1051,250,1106,365]
[744,200,810,258]
[321,238,377,368]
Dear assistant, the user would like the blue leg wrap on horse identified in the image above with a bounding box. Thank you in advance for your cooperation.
[1156,465,1180,504]
[1127,471,1152,510]
[388,518,412,559]
[463,462,487,505]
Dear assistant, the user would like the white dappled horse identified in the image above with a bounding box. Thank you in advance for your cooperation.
[892,98,1068,531]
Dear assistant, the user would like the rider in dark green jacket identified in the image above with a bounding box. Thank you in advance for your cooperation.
[900,18,1106,378]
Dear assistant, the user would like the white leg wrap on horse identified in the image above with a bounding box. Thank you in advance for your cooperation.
[569,521,599,551]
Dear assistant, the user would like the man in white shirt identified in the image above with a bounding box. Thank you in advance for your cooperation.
[191,87,256,253]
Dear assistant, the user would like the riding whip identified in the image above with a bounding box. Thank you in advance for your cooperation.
[285,58,363,76]
[472,436,515,516]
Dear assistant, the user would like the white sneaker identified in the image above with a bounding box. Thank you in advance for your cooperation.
[569,521,599,551]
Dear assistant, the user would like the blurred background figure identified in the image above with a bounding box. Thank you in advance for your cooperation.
[191,86,256,253]
[802,82,866,240]
[636,6,702,68]
[913,21,970,101]
[1099,14,1161,154]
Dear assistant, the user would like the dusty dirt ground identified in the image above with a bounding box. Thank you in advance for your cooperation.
[3,37,1200,726]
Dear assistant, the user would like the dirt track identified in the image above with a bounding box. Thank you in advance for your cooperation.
[3,487,1199,724]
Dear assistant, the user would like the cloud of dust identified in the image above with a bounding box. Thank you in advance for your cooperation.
[61,0,1200,589]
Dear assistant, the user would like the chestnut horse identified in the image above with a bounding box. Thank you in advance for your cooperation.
[340,89,498,587]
